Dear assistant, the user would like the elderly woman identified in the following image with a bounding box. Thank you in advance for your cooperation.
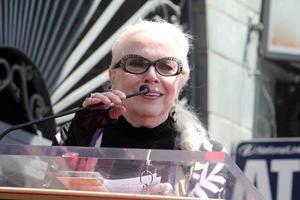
[54,20,226,198]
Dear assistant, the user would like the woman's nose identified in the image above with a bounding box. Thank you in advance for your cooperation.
[143,65,159,83]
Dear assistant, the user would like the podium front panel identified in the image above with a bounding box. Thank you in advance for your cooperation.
[0,145,265,200]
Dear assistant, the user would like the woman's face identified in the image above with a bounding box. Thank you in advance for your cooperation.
[109,31,186,127]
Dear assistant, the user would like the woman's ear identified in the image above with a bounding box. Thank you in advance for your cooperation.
[108,69,115,89]
[177,75,186,95]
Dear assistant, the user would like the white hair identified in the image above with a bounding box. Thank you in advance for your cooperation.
[174,101,213,151]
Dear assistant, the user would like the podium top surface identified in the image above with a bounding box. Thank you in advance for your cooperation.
[0,144,265,200]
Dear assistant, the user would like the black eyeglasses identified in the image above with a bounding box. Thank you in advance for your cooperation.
[113,54,183,76]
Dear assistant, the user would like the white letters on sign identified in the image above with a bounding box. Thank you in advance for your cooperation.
[243,159,300,200]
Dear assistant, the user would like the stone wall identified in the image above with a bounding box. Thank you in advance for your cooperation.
[205,0,262,152]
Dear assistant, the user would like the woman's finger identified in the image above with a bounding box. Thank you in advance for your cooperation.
[102,92,125,106]
[82,90,126,108]
[149,183,174,195]
[108,106,126,119]
[82,93,111,107]
[111,90,126,100]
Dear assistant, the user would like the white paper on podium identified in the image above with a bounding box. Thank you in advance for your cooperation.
[103,173,161,193]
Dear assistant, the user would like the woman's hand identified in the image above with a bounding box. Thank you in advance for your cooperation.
[83,90,127,119]
[73,90,127,130]
[149,183,174,196]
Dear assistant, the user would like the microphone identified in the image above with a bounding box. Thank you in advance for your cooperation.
[0,85,150,141]
[126,84,149,99]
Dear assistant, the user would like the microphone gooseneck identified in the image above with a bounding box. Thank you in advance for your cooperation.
[87,85,149,110]
[125,84,150,99]
[0,85,150,141]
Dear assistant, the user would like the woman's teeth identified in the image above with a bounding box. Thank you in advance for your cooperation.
[145,92,161,97]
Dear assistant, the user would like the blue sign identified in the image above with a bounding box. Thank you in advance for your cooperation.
[235,139,300,200]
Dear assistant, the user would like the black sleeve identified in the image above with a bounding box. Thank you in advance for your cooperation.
[52,105,113,146]
[210,139,226,152]
[52,120,96,146]
[63,119,97,146]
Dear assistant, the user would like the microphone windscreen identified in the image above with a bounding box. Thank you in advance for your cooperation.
[139,85,150,93]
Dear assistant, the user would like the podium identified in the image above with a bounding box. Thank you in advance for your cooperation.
[0,145,264,200]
